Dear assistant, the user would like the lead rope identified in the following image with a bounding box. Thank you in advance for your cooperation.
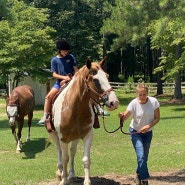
[101,114,139,135]
[119,117,139,135]
[101,106,122,133]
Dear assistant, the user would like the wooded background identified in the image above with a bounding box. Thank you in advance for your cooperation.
[0,0,185,98]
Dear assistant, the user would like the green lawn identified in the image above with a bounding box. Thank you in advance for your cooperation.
[0,91,185,185]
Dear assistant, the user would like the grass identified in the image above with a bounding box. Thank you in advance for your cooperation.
[0,91,185,185]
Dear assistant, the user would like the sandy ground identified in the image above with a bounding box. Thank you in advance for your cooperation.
[38,170,185,185]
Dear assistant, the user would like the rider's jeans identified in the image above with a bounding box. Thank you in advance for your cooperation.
[130,127,153,180]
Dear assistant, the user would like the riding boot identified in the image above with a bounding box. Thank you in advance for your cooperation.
[45,113,55,132]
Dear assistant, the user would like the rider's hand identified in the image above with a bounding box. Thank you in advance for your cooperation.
[65,76,71,82]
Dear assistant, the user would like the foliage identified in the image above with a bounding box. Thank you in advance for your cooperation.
[148,0,185,79]
[102,0,185,98]
[0,0,9,20]
[23,0,114,66]
[121,76,134,94]
[0,0,55,87]
[1,0,185,97]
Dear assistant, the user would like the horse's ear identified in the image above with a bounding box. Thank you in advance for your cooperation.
[99,57,106,67]
[86,57,92,69]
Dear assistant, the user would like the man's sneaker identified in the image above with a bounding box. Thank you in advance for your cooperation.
[134,174,141,185]
[97,108,110,116]
[37,116,46,126]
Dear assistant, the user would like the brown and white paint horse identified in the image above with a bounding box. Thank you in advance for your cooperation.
[50,58,119,185]
[6,85,35,153]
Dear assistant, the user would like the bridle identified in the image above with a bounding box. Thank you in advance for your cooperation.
[84,78,113,106]
[82,69,139,135]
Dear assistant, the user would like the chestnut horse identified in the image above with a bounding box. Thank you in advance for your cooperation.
[49,58,119,185]
[6,85,35,153]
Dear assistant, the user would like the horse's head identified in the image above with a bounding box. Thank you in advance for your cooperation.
[6,96,18,126]
[85,57,119,111]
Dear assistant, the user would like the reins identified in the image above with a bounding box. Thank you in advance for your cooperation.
[101,112,139,135]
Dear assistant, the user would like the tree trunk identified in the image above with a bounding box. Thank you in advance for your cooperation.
[157,71,163,95]
[174,44,182,99]
[174,72,182,99]
[153,49,163,95]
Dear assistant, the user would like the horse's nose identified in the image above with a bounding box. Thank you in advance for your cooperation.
[113,100,119,109]
[9,117,15,126]
[105,100,119,110]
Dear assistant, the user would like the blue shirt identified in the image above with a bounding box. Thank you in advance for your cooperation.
[50,54,77,87]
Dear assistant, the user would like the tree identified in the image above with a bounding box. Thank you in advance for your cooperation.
[102,0,185,98]
[0,0,9,20]
[23,0,113,66]
[102,0,162,83]
[149,0,185,99]
[0,0,55,90]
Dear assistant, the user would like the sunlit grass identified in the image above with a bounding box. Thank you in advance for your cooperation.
[0,92,185,184]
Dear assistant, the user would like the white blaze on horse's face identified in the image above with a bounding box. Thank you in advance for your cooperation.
[7,105,18,125]
[94,69,119,111]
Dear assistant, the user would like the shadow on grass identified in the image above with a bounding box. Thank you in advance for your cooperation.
[0,118,46,129]
[0,119,10,129]
[71,169,185,185]
[66,176,121,185]
[21,137,47,159]
[150,169,185,184]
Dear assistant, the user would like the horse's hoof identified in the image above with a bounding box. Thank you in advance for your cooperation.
[56,170,62,181]
[84,179,91,185]
[16,150,21,154]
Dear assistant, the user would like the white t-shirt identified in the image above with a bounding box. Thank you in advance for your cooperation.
[127,96,160,132]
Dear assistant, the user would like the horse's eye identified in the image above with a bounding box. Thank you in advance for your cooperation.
[90,69,97,75]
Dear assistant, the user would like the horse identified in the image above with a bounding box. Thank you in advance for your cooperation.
[49,58,119,185]
[6,85,35,153]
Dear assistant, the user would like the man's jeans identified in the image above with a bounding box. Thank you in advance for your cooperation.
[130,127,153,180]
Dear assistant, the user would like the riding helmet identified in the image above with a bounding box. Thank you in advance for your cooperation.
[56,39,71,50]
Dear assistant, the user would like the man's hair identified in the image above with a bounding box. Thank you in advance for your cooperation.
[56,39,70,51]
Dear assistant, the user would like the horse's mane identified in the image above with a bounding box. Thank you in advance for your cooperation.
[74,61,100,79]
[73,65,87,80]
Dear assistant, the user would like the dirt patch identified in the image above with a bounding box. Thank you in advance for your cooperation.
[39,170,185,185]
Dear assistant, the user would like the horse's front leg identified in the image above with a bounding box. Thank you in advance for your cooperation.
[83,129,93,185]
[16,120,24,153]
[49,131,63,180]
[68,139,79,180]
[10,125,18,143]
[11,126,21,153]
[60,141,69,185]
